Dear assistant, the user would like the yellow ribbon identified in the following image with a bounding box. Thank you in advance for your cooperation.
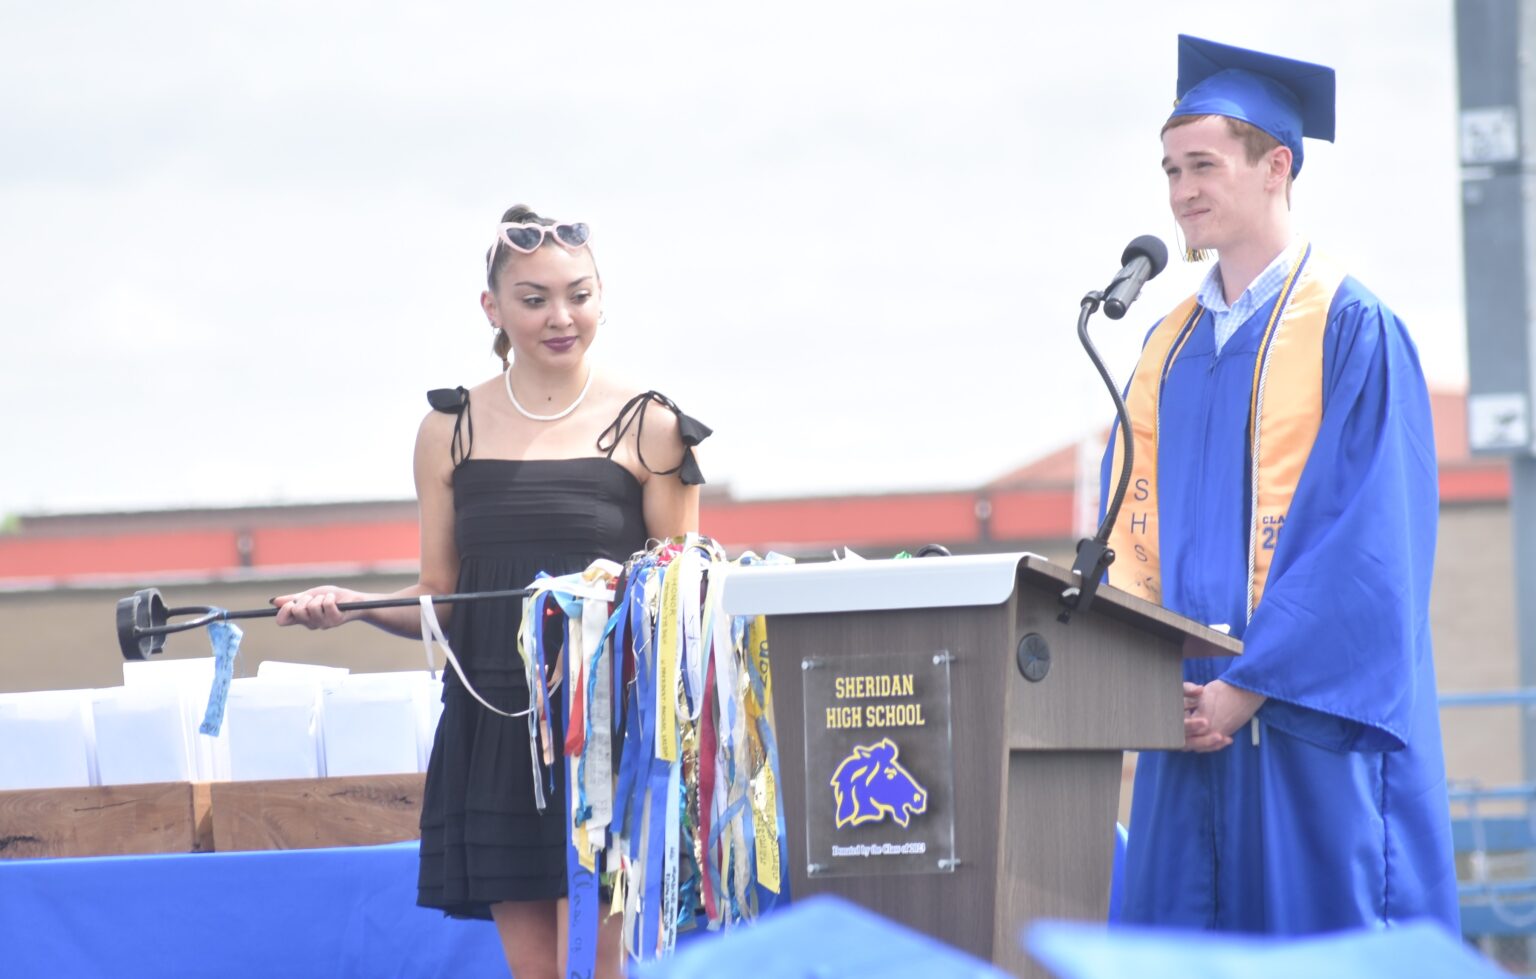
[656,556,682,763]
[744,615,780,893]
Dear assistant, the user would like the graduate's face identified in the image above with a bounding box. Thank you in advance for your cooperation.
[1161,116,1278,252]
[481,245,602,371]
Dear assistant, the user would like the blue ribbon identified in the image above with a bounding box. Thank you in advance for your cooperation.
[640,767,669,955]
[621,558,671,958]
[611,564,650,838]
[612,665,643,839]
[705,792,752,919]
[197,619,242,736]
[565,631,600,979]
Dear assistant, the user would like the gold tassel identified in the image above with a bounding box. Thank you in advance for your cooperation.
[1173,222,1210,263]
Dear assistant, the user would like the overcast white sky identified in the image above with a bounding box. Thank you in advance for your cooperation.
[0,1,1465,515]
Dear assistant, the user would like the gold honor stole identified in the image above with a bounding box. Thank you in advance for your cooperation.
[1107,244,1345,620]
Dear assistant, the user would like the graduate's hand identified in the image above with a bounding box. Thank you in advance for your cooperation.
[1183,680,1267,752]
[1182,682,1230,751]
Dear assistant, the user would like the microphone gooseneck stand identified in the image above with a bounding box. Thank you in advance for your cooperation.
[1058,288,1137,624]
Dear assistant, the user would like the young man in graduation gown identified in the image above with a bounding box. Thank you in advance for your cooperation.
[1102,35,1460,934]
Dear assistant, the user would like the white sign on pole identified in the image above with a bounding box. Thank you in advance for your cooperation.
[1468,391,1531,452]
[1460,106,1521,165]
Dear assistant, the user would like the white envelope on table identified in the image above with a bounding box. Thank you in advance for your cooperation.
[225,677,326,781]
[122,657,229,781]
[0,688,97,790]
[323,672,435,777]
[92,685,194,785]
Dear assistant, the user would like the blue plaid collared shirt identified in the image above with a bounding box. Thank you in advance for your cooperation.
[1196,240,1302,354]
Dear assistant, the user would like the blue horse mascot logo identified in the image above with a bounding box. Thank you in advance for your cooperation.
[830,737,928,829]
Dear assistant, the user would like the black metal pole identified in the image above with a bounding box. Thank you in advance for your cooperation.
[145,588,543,638]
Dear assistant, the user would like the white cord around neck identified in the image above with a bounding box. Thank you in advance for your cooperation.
[504,366,594,421]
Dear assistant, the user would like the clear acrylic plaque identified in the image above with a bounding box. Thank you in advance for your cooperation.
[801,648,957,877]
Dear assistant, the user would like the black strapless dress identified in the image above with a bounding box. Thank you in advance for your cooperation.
[416,457,647,917]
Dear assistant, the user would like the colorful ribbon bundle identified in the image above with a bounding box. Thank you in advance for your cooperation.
[517,535,790,970]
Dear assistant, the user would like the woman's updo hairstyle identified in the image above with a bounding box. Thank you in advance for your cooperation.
[485,203,600,368]
[486,204,550,292]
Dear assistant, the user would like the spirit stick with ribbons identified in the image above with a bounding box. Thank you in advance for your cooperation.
[527,537,792,969]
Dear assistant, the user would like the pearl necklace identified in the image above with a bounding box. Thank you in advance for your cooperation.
[504,367,594,422]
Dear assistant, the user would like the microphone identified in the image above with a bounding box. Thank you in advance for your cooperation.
[1058,234,1167,623]
[1102,235,1169,320]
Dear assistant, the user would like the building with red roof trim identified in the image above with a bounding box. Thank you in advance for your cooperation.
[0,391,1501,590]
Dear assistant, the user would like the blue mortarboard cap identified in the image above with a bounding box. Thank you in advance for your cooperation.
[636,895,1010,979]
[1170,34,1336,177]
[1025,919,1506,979]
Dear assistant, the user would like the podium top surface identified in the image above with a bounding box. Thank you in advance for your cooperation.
[720,552,1241,658]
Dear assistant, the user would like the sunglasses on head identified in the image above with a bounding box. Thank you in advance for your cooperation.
[488,221,591,268]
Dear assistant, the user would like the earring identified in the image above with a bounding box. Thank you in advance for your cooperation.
[598,312,608,327]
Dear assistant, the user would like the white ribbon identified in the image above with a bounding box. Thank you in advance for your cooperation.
[418,595,530,720]
[582,594,614,835]
[661,755,682,955]
[679,548,706,721]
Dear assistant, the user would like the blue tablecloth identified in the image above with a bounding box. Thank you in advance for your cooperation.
[0,842,507,979]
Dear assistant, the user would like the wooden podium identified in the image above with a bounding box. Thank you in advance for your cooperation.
[722,552,1240,977]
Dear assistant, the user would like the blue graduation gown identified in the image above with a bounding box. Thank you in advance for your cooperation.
[1102,275,1460,934]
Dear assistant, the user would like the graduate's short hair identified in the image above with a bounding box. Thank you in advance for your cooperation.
[1161,113,1284,166]
[1162,113,1294,208]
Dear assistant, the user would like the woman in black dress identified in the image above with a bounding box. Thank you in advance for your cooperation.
[276,204,702,979]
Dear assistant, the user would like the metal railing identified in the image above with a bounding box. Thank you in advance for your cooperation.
[1442,689,1536,939]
